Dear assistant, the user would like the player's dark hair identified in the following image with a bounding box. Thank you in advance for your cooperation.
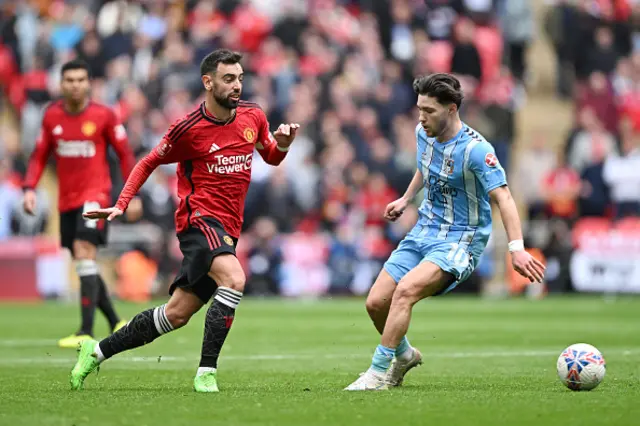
[200,49,243,75]
[60,59,91,78]
[413,73,464,109]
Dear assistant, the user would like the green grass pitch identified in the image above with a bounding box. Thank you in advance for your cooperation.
[0,296,638,426]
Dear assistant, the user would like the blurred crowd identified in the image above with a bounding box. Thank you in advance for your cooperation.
[510,0,640,295]
[518,0,640,224]
[0,0,636,297]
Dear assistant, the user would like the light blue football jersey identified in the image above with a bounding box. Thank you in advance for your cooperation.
[414,122,507,260]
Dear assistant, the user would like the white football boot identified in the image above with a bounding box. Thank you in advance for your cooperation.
[344,368,389,391]
[386,348,423,387]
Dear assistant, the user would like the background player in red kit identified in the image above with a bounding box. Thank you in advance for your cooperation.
[71,49,300,393]
[23,59,138,348]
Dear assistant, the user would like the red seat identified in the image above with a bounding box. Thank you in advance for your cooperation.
[426,41,453,73]
[614,217,640,233]
[571,218,612,248]
[474,26,502,82]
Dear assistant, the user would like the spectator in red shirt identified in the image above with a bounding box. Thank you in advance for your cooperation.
[542,153,582,220]
[577,71,619,134]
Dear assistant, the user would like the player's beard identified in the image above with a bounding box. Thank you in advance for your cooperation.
[213,90,240,110]
[433,115,450,140]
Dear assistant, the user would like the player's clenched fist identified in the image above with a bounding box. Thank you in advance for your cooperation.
[384,197,409,222]
[273,123,300,148]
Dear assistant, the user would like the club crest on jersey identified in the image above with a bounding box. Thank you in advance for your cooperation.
[82,121,96,136]
[445,157,455,175]
[223,235,234,246]
[244,127,256,143]
[157,142,172,157]
[485,153,499,167]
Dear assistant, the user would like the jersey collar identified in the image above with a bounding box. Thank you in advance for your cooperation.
[200,102,236,126]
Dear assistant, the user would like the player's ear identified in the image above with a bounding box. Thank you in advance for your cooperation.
[202,75,213,91]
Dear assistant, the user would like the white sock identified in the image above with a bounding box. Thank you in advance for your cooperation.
[197,367,217,376]
[94,342,105,363]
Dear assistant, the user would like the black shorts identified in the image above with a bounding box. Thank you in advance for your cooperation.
[59,204,108,254]
[169,216,238,303]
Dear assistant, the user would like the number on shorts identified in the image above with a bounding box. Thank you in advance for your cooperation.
[446,243,469,267]
[82,201,100,229]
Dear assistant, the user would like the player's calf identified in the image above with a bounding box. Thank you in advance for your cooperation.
[365,269,397,334]
[73,242,101,340]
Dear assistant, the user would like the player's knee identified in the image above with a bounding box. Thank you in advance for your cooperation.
[393,280,422,306]
[72,240,97,260]
[219,271,246,292]
[209,254,246,292]
[164,304,193,329]
[365,295,389,316]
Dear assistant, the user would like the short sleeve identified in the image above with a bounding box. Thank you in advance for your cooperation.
[468,141,507,193]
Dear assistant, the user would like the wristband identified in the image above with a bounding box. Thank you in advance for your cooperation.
[508,239,524,253]
[276,144,290,152]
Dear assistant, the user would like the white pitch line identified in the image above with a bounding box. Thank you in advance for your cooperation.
[0,337,193,347]
[0,339,58,347]
[0,349,637,365]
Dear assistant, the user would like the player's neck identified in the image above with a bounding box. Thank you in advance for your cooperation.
[435,119,463,143]
[63,98,89,115]
[204,98,235,123]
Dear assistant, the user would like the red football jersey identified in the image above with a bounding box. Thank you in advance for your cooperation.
[23,101,136,212]
[115,101,289,237]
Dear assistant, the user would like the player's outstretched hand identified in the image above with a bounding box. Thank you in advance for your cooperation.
[384,197,408,222]
[23,189,37,216]
[83,207,123,222]
[273,123,300,147]
[511,250,546,283]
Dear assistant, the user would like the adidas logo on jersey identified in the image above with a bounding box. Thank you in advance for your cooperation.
[53,125,63,135]
[209,143,221,153]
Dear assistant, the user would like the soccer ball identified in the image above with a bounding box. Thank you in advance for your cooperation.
[556,343,606,391]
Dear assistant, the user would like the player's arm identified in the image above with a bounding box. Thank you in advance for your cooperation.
[384,169,423,221]
[22,119,54,215]
[104,110,136,180]
[489,186,544,282]
[401,169,424,202]
[469,143,545,283]
[84,121,193,221]
[255,109,299,165]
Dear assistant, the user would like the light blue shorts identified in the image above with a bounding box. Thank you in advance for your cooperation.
[383,224,478,295]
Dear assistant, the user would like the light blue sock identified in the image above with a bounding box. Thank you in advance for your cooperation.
[396,336,412,357]
[371,345,395,373]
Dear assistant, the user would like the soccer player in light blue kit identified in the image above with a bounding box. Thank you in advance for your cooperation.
[345,73,545,391]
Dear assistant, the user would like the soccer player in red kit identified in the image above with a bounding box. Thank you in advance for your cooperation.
[23,59,137,348]
[71,49,300,392]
